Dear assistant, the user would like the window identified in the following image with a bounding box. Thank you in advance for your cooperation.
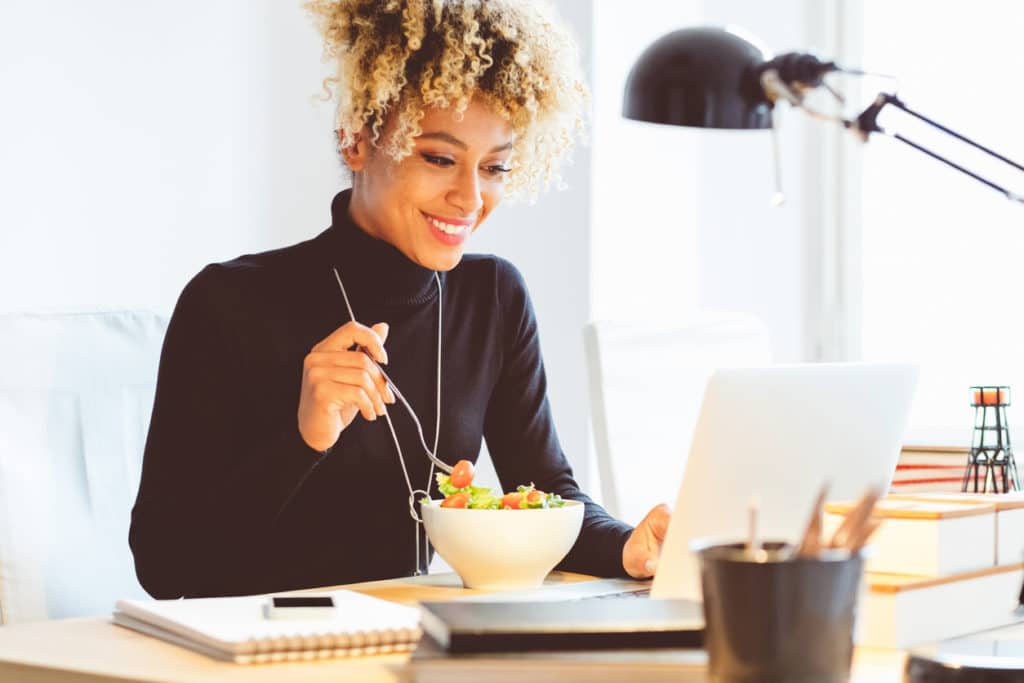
[854,2,1024,445]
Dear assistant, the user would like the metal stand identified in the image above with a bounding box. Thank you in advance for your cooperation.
[963,385,1019,493]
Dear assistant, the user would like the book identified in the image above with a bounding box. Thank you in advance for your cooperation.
[418,599,704,653]
[824,498,996,575]
[112,589,422,663]
[899,445,970,462]
[890,492,1024,566]
[888,479,965,493]
[891,465,965,487]
[410,634,707,683]
[860,563,1024,649]
[889,491,1024,509]
[889,446,969,492]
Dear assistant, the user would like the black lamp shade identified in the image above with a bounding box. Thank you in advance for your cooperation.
[623,27,773,130]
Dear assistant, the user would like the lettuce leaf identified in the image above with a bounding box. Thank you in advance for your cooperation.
[434,473,565,509]
[467,491,501,509]
[435,472,461,496]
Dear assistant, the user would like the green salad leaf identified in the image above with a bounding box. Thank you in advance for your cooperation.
[431,472,567,509]
[436,473,462,496]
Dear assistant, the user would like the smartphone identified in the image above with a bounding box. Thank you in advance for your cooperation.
[262,594,336,620]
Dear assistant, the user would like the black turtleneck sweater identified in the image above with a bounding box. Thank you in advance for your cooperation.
[129,190,633,599]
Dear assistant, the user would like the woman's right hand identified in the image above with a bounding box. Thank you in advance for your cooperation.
[297,321,396,452]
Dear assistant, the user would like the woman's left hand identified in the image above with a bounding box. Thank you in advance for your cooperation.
[622,503,671,578]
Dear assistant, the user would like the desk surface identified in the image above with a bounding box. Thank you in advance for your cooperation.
[0,572,904,683]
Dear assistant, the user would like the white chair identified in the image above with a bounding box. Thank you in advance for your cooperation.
[0,311,167,623]
[584,314,772,527]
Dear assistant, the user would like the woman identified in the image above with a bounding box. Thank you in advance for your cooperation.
[129,0,668,599]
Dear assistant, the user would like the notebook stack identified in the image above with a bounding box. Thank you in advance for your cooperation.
[825,494,1024,648]
[410,598,705,683]
[889,446,969,493]
[113,589,422,664]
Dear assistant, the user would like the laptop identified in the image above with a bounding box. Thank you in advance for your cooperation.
[456,361,918,604]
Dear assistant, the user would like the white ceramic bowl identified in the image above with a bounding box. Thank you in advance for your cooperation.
[421,500,585,590]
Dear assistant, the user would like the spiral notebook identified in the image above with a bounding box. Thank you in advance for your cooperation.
[112,589,422,664]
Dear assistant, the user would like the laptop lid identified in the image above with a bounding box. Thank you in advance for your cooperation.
[651,361,918,600]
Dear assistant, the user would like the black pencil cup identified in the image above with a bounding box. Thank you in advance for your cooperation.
[694,541,865,683]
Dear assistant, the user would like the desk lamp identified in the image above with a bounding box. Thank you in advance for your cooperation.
[622,26,1024,683]
[622,26,1024,204]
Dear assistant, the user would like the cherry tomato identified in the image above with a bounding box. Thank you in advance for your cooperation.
[500,492,525,509]
[441,492,470,508]
[526,489,545,504]
[450,459,475,489]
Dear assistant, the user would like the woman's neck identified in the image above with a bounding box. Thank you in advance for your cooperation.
[346,186,387,242]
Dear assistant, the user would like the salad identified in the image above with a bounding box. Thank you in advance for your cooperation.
[423,459,567,510]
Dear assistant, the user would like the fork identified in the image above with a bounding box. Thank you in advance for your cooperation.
[355,346,454,474]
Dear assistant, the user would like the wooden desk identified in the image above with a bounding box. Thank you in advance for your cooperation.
[0,572,903,683]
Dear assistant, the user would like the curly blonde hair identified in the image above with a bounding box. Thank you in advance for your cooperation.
[304,0,588,201]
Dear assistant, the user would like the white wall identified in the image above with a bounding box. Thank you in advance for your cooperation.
[0,1,340,316]
[591,1,705,322]
[591,0,818,363]
[0,1,596,490]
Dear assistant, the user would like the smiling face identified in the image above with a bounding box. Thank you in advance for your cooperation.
[343,99,515,271]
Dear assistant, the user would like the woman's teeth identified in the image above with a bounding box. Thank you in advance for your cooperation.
[427,216,467,235]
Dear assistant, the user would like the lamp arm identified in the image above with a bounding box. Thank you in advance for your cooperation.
[851,92,1024,203]
[760,69,847,125]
